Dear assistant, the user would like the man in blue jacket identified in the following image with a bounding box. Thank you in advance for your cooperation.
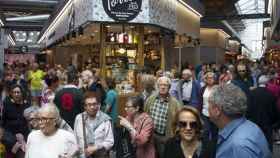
[175,69,201,109]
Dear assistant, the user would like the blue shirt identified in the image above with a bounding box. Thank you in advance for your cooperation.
[105,89,118,123]
[216,117,271,158]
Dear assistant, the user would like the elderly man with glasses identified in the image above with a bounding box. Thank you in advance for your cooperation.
[25,104,78,158]
[144,76,181,158]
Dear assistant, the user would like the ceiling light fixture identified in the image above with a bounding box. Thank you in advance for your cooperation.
[0,19,4,26]
[38,0,73,44]
[177,0,203,18]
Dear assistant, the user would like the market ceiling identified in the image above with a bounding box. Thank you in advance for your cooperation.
[201,0,270,32]
[0,0,60,30]
[0,0,62,45]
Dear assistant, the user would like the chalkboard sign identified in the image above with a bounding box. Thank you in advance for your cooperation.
[103,0,142,22]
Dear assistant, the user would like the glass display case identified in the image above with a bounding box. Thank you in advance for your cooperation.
[103,24,139,93]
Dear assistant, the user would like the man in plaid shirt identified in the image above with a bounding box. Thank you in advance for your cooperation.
[144,76,181,158]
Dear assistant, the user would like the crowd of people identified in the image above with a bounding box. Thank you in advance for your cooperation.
[0,59,279,158]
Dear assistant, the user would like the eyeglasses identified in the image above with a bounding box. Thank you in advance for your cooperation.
[38,117,56,123]
[238,70,246,73]
[29,118,39,121]
[85,103,99,107]
[178,121,198,129]
[125,106,134,110]
[12,91,21,94]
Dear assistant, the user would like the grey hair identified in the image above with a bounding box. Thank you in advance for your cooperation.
[23,107,39,119]
[38,103,61,126]
[208,83,247,118]
[157,76,171,86]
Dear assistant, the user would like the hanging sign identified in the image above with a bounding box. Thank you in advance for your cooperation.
[103,0,142,22]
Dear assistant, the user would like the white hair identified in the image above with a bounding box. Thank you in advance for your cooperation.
[38,103,61,125]
[81,70,93,78]
[258,75,270,86]
[157,76,171,86]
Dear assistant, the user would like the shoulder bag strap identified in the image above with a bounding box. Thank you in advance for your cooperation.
[82,113,88,149]
[82,113,95,158]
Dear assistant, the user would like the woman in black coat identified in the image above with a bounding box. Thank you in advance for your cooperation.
[2,84,30,158]
[164,106,216,158]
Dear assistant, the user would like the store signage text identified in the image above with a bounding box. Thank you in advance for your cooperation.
[103,0,142,22]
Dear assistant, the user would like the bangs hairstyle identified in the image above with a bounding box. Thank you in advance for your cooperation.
[83,91,101,104]
[172,106,203,138]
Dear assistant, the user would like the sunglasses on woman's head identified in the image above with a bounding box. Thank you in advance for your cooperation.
[178,121,198,129]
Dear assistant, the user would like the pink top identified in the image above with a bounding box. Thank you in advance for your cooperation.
[266,81,280,98]
[129,112,156,158]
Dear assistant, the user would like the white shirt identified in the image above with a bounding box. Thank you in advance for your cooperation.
[202,87,212,117]
[25,129,78,158]
[74,112,114,158]
[182,80,193,101]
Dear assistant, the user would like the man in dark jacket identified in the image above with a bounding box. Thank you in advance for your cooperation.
[54,74,83,128]
[247,75,280,150]
[175,69,201,109]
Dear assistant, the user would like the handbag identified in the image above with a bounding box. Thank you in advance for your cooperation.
[115,117,147,158]
[115,127,136,158]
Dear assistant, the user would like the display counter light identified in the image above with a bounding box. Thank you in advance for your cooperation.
[177,0,203,18]
[118,48,126,54]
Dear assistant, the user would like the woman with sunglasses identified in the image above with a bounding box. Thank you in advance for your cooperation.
[164,106,216,158]
[119,96,155,158]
